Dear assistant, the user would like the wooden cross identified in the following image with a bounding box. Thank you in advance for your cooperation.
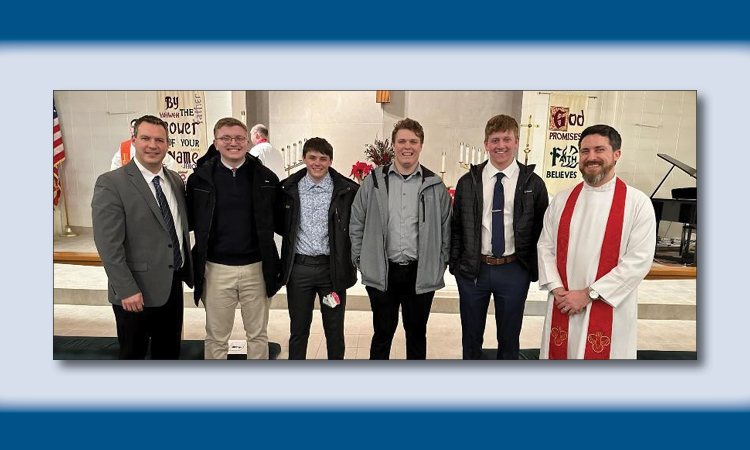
[520,114,541,165]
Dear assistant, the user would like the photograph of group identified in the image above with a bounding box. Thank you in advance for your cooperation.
[52,90,697,361]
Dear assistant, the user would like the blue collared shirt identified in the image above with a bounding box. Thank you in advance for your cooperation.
[295,172,334,256]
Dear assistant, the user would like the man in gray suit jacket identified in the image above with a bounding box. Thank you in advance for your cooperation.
[92,115,193,359]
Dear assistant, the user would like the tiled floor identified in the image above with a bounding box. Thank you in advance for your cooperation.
[54,304,696,359]
[54,229,697,359]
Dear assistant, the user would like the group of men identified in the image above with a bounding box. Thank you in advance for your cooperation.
[92,112,655,361]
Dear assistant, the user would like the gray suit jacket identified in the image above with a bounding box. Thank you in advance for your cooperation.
[92,160,194,307]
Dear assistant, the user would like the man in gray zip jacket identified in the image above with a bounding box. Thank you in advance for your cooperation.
[349,118,451,359]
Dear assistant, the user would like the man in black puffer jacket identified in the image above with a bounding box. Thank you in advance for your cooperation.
[450,114,549,360]
[277,138,359,360]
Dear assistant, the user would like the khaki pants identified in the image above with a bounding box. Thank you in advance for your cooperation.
[204,261,269,360]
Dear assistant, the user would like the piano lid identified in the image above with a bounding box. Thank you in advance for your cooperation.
[651,153,697,198]
[657,153,697,179]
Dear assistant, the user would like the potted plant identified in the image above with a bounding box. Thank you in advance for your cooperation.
[350,161,373,184]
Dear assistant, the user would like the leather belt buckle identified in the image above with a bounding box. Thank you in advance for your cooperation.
[481,254,517,266]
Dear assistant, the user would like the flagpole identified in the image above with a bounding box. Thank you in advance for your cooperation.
[58,164,78,237]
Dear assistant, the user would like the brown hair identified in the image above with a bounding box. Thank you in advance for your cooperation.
[579,124,622,151]
[133,115,169,139]
[391,118,425,144]
[484,114,519,141]
[303,137,334,159]
[213,117,248,137]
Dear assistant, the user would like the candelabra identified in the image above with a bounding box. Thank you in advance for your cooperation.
[282,138,307,176]
[457,142,486,170]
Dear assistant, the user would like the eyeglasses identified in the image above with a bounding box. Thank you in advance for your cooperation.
[216,136,248,143]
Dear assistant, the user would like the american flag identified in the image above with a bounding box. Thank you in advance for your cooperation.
[53,102,66,206]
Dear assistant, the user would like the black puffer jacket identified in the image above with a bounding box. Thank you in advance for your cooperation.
[449,160,548,281]
[277,167,359,292]
[186,153,281,304]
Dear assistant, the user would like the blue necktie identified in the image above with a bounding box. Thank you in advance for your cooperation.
[153,176,183,269]
[491,172,505,257]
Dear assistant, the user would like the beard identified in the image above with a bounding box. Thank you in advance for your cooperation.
[580,160,616,185]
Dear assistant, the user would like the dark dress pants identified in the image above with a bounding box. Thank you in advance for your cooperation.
[112,271,184,360]
[367,261,434,360]
[457,260,530,360]
[287,254,346,360]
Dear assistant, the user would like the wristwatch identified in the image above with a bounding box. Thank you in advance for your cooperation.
[588,287,600,300]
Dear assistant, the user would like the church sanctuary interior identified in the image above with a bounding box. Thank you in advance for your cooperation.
[53,90,697,359]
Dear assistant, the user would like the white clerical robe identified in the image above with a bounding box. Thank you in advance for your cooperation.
[538,176,656,359]
[250,142,286,180]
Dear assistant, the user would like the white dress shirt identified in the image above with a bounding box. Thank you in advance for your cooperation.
[481,160,519,256]
[133,157,185,267]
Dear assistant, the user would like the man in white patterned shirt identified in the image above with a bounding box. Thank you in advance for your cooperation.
[277,138,359,359]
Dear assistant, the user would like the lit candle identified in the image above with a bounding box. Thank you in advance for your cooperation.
[441,150,446,173]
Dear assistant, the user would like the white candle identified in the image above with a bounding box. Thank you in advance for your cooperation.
[441,150,446,173]
[460,143,465,164]
[299,140,304,162]
[286,145,291,166]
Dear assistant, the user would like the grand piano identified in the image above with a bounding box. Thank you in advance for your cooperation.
[651,154,697,266]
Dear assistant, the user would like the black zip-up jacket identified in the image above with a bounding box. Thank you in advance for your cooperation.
[277,167,359,292]
[449,160,548,281]
[186,153,281,304]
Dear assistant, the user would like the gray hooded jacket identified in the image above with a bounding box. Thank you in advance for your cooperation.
[349,164,451,294]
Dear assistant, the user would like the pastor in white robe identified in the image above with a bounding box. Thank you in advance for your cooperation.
[537,176,656,359]
[250,141,286,181]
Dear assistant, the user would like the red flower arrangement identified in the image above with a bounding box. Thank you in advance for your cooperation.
[350,161,373,183]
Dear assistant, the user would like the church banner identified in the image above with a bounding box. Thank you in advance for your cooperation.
[156,91,208,183]
[542,93,589,195]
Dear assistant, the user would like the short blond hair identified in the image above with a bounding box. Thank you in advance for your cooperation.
[213,117,247,137]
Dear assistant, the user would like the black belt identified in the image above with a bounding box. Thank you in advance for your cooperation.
[389,260,417,266]
[294,254,329,265]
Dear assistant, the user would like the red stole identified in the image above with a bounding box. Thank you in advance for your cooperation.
[548,178,627,360]
[119,139,132,166]
[255,139,268,144]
